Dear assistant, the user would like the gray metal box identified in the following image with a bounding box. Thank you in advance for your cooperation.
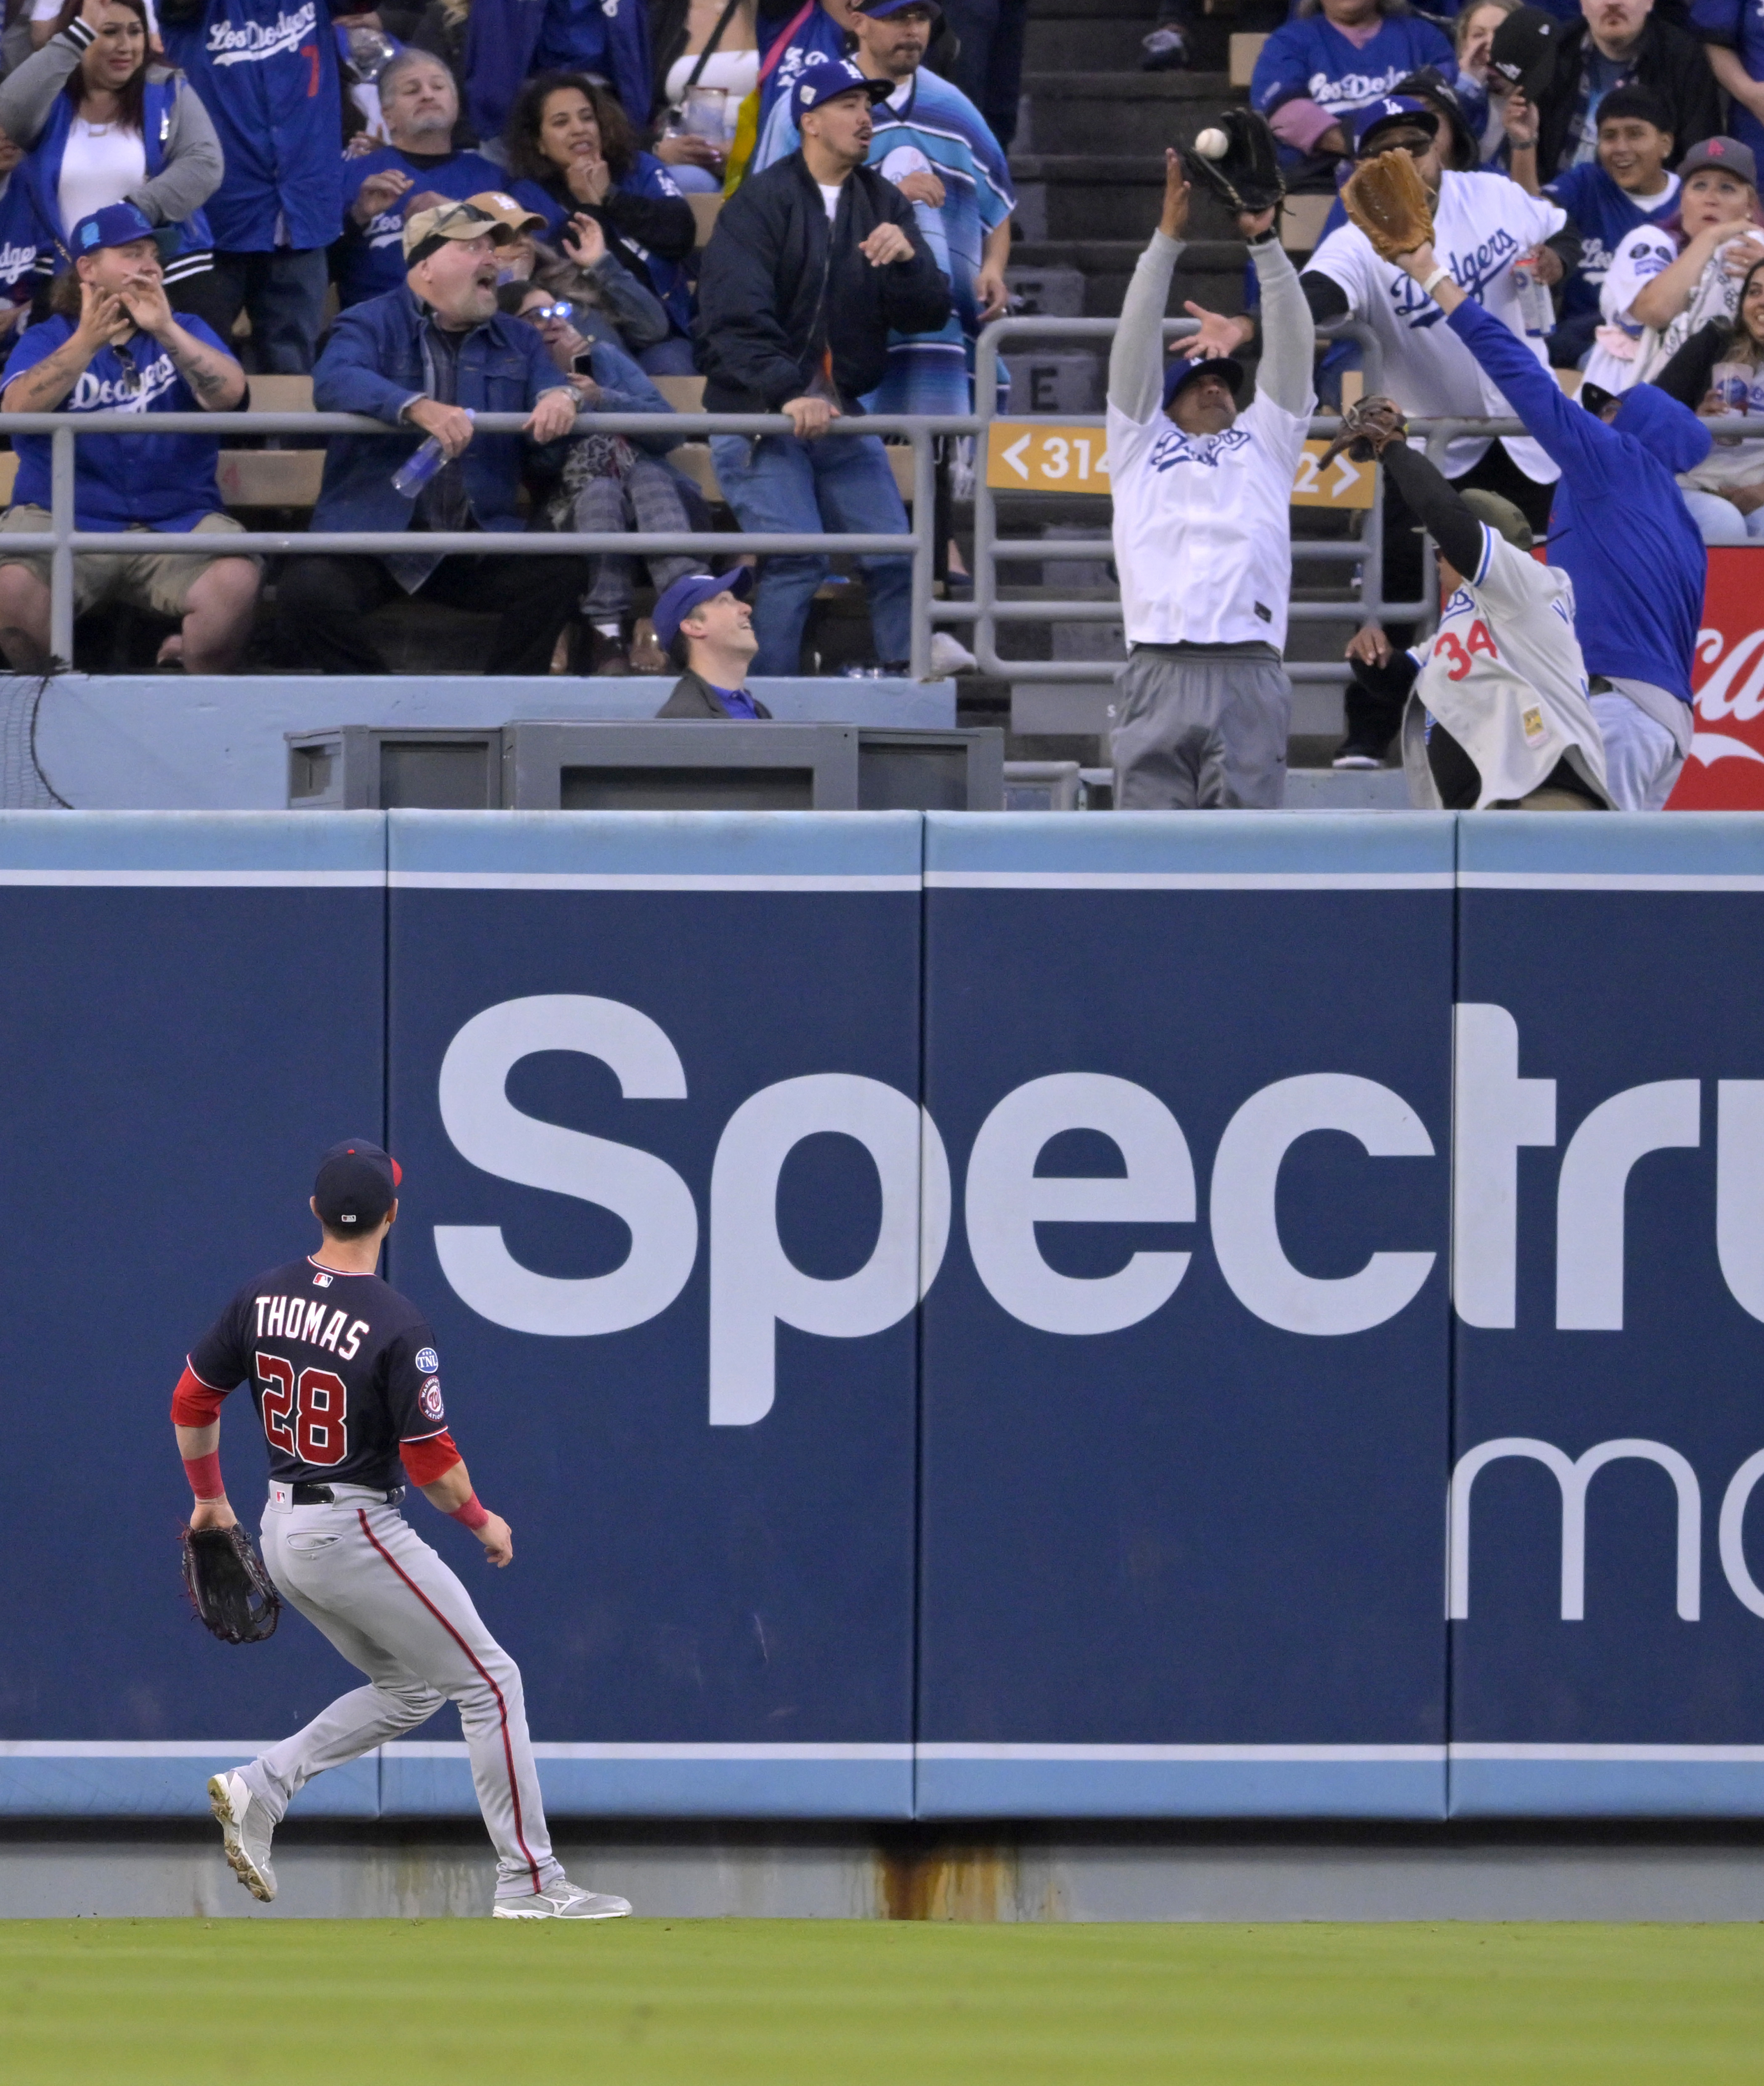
[287,727,500,810]
[501,722,1003,812]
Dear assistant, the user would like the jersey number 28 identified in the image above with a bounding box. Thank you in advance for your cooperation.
[257,1353,349,1467]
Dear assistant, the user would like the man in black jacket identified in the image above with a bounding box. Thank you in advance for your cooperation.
[695,57,951,675]
[1531,0,1719,179]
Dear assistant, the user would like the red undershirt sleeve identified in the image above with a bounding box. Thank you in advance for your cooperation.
[170,1362,229,1428]
[400,1429,464,1486]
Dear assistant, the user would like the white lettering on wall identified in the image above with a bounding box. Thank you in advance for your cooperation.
[432,994,698,1335]
[1554,1081,1700,1330]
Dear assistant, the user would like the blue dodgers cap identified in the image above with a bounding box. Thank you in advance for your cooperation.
[855,0,942,16]
[654,567,753,652]
[795,55,894,113]
[1163,352,1245,408]
[70,201,158,255]
[1351,95,1439,155]
[314,1139,402,1229]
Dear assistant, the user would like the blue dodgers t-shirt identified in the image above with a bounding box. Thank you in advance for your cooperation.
[336,146,509,307]
[1545,160,1680,334]
[3,313,233,529]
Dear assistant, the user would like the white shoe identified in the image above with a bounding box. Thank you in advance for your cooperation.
[208,1770,275,1903]
[926,630,977,677]
[492,1879,633,1920]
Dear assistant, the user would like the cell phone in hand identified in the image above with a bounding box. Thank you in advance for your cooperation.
[571,349,596,375]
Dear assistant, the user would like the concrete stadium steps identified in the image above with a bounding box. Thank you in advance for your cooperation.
[1017,70,1241,160]
[1008,237,1246,318]
[1022,1,1158,74]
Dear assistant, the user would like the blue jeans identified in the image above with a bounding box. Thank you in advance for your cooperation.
[710,430,912,674]
[208,249,331,373]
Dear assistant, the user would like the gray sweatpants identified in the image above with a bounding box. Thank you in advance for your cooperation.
[243,1482,562,1900]
[572,455,705,621]
[1110,644,1292,810]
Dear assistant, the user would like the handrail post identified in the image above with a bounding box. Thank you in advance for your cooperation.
[908,429,934,681]
[50,424,74,667]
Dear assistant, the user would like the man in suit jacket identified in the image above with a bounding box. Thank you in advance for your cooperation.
[654,570,774,717]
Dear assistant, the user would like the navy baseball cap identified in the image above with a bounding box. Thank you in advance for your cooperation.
[314,1139,402,1229]
[69,201,158,256]
[1163,352,1245,408]
[855,0,942,16]
[1351,96,1439,155]
[795,56,893,113]
[654,567,753,652]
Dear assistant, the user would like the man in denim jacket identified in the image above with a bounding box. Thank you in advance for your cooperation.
[278,201,584,674]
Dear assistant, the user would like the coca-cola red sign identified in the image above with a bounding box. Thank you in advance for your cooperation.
[1667,550,1764,809]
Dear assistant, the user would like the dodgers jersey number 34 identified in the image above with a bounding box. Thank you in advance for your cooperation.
[185,1257,448,1491]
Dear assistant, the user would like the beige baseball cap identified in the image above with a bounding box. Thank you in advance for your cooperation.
[466,190,547,234]
[402,199,512,262]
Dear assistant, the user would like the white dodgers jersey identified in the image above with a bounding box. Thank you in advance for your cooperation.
[1107,391,1312,650]
[1409,526,1610,807]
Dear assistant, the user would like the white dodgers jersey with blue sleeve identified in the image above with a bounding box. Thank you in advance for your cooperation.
[1408,527,1611,808]
[1106,390,1313,649]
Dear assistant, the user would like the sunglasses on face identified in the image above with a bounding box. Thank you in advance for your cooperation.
[1361,133,1432,159]
[521,300,575,324]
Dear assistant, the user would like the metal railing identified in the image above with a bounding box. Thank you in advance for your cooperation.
[8,324,1762,685]
[1,408,973,677]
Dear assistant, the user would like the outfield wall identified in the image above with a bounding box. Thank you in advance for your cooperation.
[3,809,1763,1823]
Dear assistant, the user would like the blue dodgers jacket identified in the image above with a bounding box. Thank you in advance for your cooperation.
[1446,295,1711,705]
[310,286,571,535]
[1250,13,1455,135]
[159,0,348,252]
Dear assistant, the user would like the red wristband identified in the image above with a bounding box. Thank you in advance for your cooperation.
[449,1493,490,1532]
[183,1450,224,1501]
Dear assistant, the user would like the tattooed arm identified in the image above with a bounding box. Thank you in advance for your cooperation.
[0,282,130,413]
[116,273,246,411]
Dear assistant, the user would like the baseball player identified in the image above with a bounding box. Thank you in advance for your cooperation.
[1301,94,1577,765]
[170,1139,632,1921]
[1107,148,1316,809]
[1334,400,1612,808]
[1384,228,1711,809]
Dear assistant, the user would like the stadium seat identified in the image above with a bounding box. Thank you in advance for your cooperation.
[1281,192,1333,254]
[652,375,706,413]
[246,375,316,413]
[687,194,723,249]
[216,451,325,506]
[1229,33,1266,86]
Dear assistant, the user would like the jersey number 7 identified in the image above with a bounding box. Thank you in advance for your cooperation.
[256,1353,350,1467]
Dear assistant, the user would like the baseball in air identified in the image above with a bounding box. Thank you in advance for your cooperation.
[1194,127,1229,159]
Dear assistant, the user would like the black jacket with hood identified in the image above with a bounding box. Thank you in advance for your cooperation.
[1536,14,1721,180]
[694,151,952,413]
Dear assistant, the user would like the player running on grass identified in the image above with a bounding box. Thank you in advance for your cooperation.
[170,1138,632,1921]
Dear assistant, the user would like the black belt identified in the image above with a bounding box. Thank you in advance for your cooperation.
[290,1482,403,1506]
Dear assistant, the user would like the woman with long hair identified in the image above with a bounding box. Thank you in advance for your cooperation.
[1650,251,1764,542]
[0,0,220,312]
[1588,138,1764,394]
[503,70,697,374]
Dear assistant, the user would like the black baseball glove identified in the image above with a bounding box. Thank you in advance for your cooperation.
[1319,394,1409,469]
[1182,108,1285,218]
[181,1523,281,1645]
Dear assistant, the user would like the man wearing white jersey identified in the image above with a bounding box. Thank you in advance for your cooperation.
[1108,151,1316,810]
[1301,95,1579,765]
[1340,402,1610,808]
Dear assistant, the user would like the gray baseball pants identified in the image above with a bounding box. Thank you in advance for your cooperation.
[240,1482,562,1900]
[1111,644,1292,810]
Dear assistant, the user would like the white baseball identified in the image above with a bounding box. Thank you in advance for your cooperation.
[1194,127,1229,160]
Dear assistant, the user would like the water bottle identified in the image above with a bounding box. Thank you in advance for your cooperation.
[1511,253,1554,340]
[391,410,472,497]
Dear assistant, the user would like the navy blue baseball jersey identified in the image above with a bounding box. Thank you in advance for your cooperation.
[187,1256,447,1489]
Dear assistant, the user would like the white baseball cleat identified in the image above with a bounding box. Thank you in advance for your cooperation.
[492,1879,633,1920]
[208,1770,276,1903]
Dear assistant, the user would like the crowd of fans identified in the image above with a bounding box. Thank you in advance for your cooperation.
[0,0,1004,684]
[0,0,1759,716]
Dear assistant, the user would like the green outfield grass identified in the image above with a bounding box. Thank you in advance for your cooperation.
[0,1919,1758,2084]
